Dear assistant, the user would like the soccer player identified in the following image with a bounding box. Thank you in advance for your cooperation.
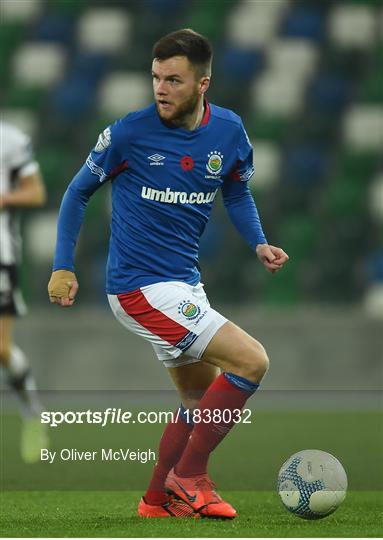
[48,29,289,518]
[0,121,48,463]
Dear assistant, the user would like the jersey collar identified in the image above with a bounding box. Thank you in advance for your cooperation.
[200,98,210,126]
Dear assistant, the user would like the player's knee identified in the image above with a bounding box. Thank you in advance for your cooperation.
[255,343,270,379]
[239,341,269,383]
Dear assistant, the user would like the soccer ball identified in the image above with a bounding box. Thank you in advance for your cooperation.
[277,449,347,520]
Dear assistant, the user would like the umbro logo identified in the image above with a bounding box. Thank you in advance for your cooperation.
[148,154,166,166]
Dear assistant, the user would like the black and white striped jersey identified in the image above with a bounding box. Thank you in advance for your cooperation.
[0,122,39,265]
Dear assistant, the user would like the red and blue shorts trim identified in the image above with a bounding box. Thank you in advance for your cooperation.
[107,281,227,368]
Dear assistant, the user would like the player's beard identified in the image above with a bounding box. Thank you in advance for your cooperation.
[156,91,201,128]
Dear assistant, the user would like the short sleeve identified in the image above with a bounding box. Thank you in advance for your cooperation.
[85,119,127,183]
[6,126,37,176]
[229,121,255,183]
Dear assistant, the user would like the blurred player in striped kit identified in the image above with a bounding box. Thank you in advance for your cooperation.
[48,29,288,518]
[0,121,48,462]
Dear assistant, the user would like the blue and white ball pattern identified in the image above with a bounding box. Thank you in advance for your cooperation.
[277,450,347,520]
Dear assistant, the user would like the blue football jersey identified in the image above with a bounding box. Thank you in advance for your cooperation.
[54,101,261,294]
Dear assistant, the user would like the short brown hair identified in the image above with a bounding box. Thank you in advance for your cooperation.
[152,28,212,78]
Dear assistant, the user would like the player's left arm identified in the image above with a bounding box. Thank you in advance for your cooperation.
[222,181,288,273]
[222,120,288,273]
[0,169,46,209]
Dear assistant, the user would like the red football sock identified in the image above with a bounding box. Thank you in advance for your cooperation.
[175,373,258,477]
[144,409,193,505]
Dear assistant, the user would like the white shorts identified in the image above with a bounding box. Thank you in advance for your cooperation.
[108,281,227,368]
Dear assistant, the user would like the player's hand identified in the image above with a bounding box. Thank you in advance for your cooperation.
[256,244,289,273]
[48,270,79,307]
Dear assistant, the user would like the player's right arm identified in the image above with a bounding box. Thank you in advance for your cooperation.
[47,162,104,306]
[48,123,125,307]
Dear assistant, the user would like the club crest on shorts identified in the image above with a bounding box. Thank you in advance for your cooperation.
[178,300,201,320]
[206,151,223,175]
[94,127,111,152]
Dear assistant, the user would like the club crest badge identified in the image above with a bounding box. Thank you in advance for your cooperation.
[178,300,201,320]
[206,151,223,175]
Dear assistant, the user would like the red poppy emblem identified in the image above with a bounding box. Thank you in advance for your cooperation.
[180,156,194,171]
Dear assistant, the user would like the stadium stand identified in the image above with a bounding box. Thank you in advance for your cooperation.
[1,0,381,311]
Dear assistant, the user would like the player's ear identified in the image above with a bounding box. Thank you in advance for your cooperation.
[199,76,210,95]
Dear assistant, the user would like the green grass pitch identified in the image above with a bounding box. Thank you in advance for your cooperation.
[1,490,382,537]
[1,410,382,536]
